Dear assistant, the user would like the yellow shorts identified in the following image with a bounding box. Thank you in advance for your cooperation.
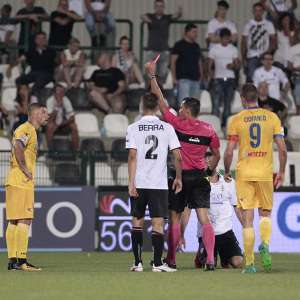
[235,181,274,210]
[5,185,34,220]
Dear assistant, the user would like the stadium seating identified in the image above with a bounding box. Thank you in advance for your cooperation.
[83,65,100,80]
[0,137,12,161]
[199,90,212,114]
[33,88,53,106]
[0,161,10,186]
[87,162,115,186]
[197,114,225,138]
[34,163,53,186]
[55,163,81,185]
[49,138,76,160]
[1,87,17,111]
[80,138,107,161]
[285,91,297,115]
[75,113,100,137]
[231,91,244,114]
[0,64,20,87]
[111,138,127,162]
[103,114,129,137]
[116,163,129,185]
[66,88,90,110]
[126,89,144,110]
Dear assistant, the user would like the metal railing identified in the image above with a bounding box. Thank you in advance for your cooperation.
[0,150,175,187]
[0,18,133,53]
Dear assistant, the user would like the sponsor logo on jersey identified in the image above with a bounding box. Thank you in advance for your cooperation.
[243,151,267,158]
[240,198,245,202]
[189,137,200,143]
[22,180,27,183]
[27,207,34,212]
[20,133,30,142]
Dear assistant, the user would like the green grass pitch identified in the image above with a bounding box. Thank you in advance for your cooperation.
[1,252,300,300]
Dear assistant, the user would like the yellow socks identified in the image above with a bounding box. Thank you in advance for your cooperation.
[259,217,272,245]
[243,227,255,265]
[6,223,17,259]
[16,223,29,259]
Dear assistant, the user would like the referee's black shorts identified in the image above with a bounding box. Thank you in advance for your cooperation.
[168,169,211,213]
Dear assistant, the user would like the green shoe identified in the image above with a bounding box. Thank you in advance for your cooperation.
[243,263,256,274]
[259,241,272,271]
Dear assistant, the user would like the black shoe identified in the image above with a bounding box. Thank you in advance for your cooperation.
[15,260,42,271]
[8,258,18,271]
[203,261,215,271]
[92,36,97,47]
[99,34,106,46]
[162,258,177,269]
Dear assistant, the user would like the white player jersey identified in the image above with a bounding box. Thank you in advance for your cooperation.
[126,115,181,189]
[197,174,237,236]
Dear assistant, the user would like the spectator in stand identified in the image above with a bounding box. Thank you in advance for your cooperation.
[274,12,298,69]
[112,36,145,91]
[46,84,79,150]
[6,32,57,95]
[12,84,37,131]
[253,52,290,102]
[208,28,239,128]
[241,2,276,83]
[0,102,8,136]
[0,4,15,64]
[141,0,182,87]
[260,0,298,24]
[88,53,126,114]
[206,1,237,49]
[171,23,203,105]
[57,38,85,89]
[287,31,300,115]
[49,0,82,49]
[84,0,116,46]
[258,81,288,120]
[15,0,49,55]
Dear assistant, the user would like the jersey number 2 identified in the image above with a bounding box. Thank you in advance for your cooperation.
[249,123,261,148]
[145,135,158,159]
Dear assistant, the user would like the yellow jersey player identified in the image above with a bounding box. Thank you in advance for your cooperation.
[224,83,287,274]
[6,103,49,271]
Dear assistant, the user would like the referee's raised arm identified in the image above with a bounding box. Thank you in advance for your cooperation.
[145,62,169,115]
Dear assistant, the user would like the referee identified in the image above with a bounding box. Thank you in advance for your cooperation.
[146,61,221,271]
[126,92,182,272]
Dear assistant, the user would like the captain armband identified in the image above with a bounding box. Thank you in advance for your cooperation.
[227,135,238,142]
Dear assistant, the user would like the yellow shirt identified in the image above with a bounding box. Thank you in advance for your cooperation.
[5,121,38,190]
[228,107,283,181]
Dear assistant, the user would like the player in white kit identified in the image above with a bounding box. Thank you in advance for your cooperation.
[180,152,244,269]
[126,92,182,272]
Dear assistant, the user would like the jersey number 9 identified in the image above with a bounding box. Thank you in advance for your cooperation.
[249,123,261,148]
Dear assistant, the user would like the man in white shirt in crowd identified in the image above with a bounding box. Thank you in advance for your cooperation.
[208,28,239,128]
[253,52,290,102]
[206,0,237,49]
[46,84,79,150]
[241,2,276,83]
[126,92,182,272]
[179,151,244,269]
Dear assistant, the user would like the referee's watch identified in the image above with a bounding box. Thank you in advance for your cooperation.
[148,75,155,80]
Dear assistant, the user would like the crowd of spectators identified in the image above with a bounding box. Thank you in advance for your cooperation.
[0,0,300,149]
